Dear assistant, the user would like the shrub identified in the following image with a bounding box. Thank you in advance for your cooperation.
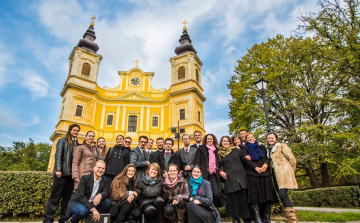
[290,186,360,207]
[0,171,53,217]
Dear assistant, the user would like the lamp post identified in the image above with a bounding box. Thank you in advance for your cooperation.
[171,121,185,151]
[254,75,271,133]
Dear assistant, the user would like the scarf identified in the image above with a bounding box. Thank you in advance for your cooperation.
[189,176,203,197]
[218,145,237,159]
[206,144,217,174]
[245,141,264,161]
[145,174,158,185]
[165,174,180,188]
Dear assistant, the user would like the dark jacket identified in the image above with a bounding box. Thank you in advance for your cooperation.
[241,145,271,177]
[136,176,164,209]
[154,150,181,174]
[194,145,221,180]
[130,146,149,184]
[188,180,220,223]
[53,137,76,177]
[149,149,162,164]
[65,173,108,217]
[162,174,189,204]
[219,149,248,193]
[104,145,130,176]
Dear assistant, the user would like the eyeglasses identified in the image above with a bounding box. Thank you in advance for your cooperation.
[165,143,173,145]
[125,141,131,143]
[140,141,147,144]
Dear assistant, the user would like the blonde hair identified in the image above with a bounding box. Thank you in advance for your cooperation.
[145,163,162,179]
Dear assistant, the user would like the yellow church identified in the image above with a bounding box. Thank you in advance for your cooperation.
[47,19,206,171]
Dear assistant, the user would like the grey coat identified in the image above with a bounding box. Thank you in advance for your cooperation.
[130,146,148,184]
[177,146,197,172]
[188,180,220,223]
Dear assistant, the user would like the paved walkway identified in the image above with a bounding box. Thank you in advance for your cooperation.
[294,206,360,213]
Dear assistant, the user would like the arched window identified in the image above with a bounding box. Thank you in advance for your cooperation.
[196,69,199,82]
[81,63,91,76]
[178,66,185,80]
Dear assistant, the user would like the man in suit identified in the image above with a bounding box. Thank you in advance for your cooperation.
[191,130,203,149]
[154,138,181,178]
[130,135,149,184]
[66,160,110,223]
[144,138,153,161]
[149,137,164,164]
[177,134,197,182]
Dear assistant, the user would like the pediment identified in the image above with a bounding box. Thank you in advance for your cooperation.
[115,92,152,101]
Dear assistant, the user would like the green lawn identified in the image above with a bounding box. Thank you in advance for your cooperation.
[296,210,360,222]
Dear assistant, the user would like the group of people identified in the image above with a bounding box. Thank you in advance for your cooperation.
[43,124,299,223]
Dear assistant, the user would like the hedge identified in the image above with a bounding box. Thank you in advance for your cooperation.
[0,171,53,217]
[0,172,359,217]
[290,186,360,207]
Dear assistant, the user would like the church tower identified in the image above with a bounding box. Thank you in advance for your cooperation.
[169,21,206,136]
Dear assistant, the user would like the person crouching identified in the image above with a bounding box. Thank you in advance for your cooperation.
[65,160,110,223]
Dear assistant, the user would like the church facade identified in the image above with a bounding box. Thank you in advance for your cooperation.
[47,21,206,171]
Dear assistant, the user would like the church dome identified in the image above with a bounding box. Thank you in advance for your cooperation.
[77,25,99,53]
[174,29,197,55]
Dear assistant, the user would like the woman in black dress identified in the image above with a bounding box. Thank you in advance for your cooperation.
[242,133,277,223]
[194,133,223,207]
[219,136,251,223]
[109,164,138,223]
[136,163,165,223]
[187,165,220,223]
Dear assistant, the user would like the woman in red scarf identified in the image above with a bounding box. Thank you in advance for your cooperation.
[194,133,224,207]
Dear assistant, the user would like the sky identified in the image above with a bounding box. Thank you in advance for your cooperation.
[0,0,318,147]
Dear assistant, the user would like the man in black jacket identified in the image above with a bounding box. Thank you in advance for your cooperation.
[43,124,80,223]
[149,137,164,164]
[191,130,204,149]
[66,160,110,223]
[154,138,181,178]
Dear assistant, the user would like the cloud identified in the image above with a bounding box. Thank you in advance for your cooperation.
[205,118,231,139]
[0,41,14,89]
[20,70,49,99]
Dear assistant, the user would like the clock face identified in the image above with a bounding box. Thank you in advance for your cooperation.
[130,77,141,86]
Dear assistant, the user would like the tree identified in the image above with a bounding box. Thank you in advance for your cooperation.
[228,35,360,188]
[0,139,51,171]
[300,0,360,130]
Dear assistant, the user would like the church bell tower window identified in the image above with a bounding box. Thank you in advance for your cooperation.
[178,66,185,80]
[81,63,91,76]
[75,105,83,117]
[196,69,199,82]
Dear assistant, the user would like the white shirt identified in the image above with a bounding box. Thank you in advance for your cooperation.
[89,177,101,202]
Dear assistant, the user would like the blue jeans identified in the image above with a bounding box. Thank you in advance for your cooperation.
[70,199,110,223]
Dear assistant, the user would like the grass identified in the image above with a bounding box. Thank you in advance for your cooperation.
[296,210,360,222]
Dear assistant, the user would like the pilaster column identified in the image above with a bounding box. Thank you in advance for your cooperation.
[100,105,106,129]
[140,107,144,131]
[115,106,120,130]
[146,107,150,131]
[161,107,164,131]
[121,106,126,130]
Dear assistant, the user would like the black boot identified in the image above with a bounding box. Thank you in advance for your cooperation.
[243,218,252,223]
[252,204,263,223]
[262,203,271,223]
[233,218,241,223]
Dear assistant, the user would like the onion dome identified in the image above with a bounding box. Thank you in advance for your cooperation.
[174,21,197,55]
[76,16,99,53]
